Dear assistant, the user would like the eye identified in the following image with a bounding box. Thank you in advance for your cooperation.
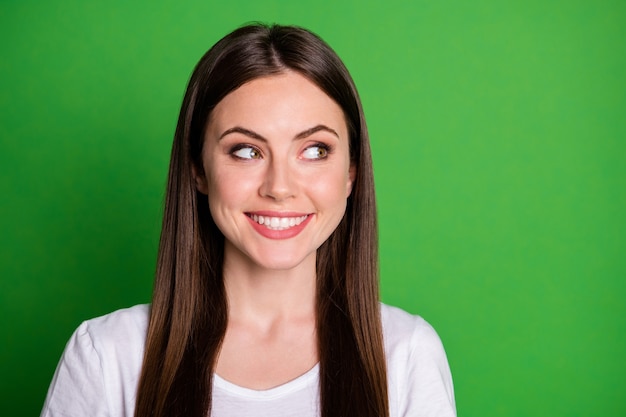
[301,144,330,160]
[232,146,261,160]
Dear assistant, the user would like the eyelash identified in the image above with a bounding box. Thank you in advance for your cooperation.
[228,142,333,160]
[301,142,333,160]
[230,144,261,160]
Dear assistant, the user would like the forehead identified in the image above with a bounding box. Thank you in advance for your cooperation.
[206,71,348,138]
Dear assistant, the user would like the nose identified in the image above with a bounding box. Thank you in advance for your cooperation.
[259,158,296,201]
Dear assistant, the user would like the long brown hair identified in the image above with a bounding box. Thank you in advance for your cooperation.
[134,23,388,417]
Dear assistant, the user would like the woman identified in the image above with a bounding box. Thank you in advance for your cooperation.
[41,24,455,417]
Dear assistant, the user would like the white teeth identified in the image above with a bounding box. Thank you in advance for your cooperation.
[249,214,308,230]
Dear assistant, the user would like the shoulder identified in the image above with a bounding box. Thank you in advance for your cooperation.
[41,304,150,417]
[77,304,150,372]
[380,303,456,417]
[380,303,444,356]
[380,302,450,370]
[79,304,150,342]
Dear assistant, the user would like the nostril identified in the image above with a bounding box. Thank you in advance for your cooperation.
[260,164,296,200]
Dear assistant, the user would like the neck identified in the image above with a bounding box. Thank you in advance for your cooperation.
[222,245,317,325]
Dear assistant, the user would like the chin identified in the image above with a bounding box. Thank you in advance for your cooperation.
[244,245,317,271]
[253,255,313,272]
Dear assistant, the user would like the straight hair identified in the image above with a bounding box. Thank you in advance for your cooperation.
[134,23,388,417]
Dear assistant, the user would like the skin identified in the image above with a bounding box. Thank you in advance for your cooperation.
[194,71,355,389]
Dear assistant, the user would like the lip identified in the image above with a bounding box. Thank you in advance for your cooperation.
[245,211,313,240]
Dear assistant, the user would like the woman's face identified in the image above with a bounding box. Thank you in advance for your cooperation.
[195,71,355,272]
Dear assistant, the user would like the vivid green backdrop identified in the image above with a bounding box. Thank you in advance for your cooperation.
[1,1,624,416]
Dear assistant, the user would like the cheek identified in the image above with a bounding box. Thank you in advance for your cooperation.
[206,166,258,211]
[313,166,352,205]
[206,176,242,233]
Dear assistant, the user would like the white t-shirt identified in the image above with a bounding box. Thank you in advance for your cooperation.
[41,304,456,417]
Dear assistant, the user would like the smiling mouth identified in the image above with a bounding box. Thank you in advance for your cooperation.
[247,214,309,230]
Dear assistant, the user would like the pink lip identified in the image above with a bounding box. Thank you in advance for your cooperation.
[247,210,309,217]
[245,211,313,240]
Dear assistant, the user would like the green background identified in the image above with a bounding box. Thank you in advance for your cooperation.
[1,1,624,416]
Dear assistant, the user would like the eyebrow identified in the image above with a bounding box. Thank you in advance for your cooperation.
[218,124,339,141]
